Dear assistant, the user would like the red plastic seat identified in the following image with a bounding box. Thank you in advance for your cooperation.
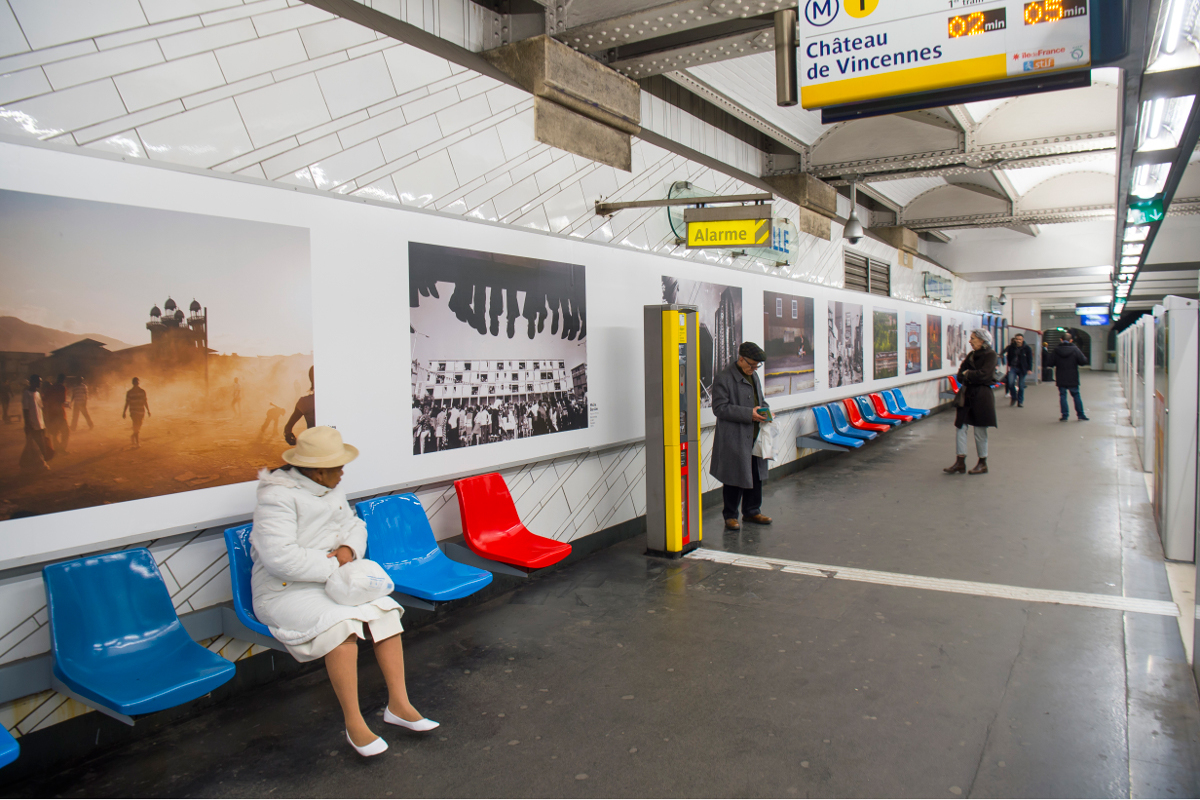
[454,473,572,570]
[869,393,913,423]
[842,398,889,433]
[948,375,961,393]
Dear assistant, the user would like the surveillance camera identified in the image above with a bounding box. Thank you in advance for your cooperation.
[844,214,864,244]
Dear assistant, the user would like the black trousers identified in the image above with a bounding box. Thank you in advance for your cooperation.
[722,456,763,520]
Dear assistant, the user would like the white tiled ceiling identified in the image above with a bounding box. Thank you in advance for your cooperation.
[683,52,830,145]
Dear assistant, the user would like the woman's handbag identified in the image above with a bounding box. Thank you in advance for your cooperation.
[953,384,967,408]
[325,558,394,606]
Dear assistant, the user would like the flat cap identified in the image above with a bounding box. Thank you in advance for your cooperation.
[738,342,766,362]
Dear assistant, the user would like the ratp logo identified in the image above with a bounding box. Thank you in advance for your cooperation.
[805,0,840,27]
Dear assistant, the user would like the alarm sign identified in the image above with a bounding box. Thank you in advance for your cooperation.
[800,0,1092,109]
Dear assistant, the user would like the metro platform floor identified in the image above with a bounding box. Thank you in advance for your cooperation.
[5,372,1199,798]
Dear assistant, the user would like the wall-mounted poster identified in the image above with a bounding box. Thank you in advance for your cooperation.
[662,276,742,408]
[409,243,588,454]
[905,312,922,375]
[873,309,899,379]
[927,314,943,371]
[947,319,968,366]
[763,291,815,397]
[828,300,864,388]
[0,190,313,521]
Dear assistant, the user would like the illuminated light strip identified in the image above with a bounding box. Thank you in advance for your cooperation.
[801,53,1009,108]
[686,548,1180,617]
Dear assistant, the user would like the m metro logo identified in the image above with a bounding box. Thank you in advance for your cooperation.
[686,219,772,248]
[805,0,839,27]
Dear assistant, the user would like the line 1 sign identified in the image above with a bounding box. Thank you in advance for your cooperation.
[800,0,1092,109]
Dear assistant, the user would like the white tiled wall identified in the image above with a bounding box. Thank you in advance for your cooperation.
[0,0,971,739]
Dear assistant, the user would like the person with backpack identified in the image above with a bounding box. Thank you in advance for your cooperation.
[1003,333,1034,407]
[1045,331,1089,421]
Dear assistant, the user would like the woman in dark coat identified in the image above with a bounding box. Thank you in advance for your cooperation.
[945,328,998,475]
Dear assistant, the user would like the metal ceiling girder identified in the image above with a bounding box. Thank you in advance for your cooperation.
[902,207,1116,230]
[553,0,791,54]
[664,71,808,156]
[809,138,1117,180]
[608,25,775,78]
[820,150,1119,186]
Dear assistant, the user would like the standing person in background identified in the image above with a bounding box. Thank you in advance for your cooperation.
[285,367,316,446]
[711,342,772,530]
[20,375,51,471]
[122,377,151,448]
[434,406,448,451]
[43,373,70,454]
[0,380,11,424]
[1046,331,1089,421]
[71,377,94,431]
[231,377,243,417]
[945,329,998,475]
[1003,334,1034,408]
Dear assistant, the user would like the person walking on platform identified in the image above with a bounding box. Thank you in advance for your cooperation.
[711,342,772,530]
[1046,332,1089,421]
[1003,334,1034,407]
[945,329,998,475]
[250,426,436,758]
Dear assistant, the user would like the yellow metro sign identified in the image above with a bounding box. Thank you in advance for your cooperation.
[683,205,772,249]
[687,218,772,247]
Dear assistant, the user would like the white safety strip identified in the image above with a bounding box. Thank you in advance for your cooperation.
[686,548,1181,618]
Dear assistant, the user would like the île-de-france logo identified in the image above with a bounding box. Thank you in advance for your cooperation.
[805,0,840,26]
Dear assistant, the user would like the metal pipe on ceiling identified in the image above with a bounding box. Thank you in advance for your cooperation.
[774,7,797,107]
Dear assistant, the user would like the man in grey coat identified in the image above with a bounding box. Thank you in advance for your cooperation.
[710,342,772,530]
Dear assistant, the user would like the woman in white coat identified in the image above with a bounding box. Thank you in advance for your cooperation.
[251,426,436,757]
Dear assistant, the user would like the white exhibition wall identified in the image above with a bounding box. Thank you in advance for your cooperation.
[0,142,979,569]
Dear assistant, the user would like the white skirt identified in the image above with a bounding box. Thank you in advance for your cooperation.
[284,606,404,662]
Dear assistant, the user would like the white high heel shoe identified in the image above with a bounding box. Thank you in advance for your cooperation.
[346,730,388,756]
[384,707,440,732]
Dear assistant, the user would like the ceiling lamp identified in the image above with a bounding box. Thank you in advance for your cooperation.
[1121,256,1141,266]
[1132,163,1170,198]
[1137,95,1196,151]
[1124,225,1151,241]
[1122,243,1145,256]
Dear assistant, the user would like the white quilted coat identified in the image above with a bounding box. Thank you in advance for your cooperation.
[250,468,400,646]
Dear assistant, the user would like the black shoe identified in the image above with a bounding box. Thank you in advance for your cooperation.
[1078,416,1089,421]
[1010,398,1017,406]
[1017,403,1023,408]
[1060,416,1069,421]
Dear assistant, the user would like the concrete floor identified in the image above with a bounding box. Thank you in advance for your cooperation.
[5,372,1199,798]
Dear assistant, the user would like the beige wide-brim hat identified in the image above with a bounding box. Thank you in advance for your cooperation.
[282,426,359,468]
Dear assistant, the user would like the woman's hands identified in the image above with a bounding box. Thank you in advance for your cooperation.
[328,545,355,566]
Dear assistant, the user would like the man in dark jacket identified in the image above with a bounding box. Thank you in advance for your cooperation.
[1003,334,1034,407]
[710,342,771,530]
[1046,332,1089,421]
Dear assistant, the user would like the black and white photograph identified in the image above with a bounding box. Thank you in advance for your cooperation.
[662,275,742,408]
[409,242,588,455]
[828,300,864,387]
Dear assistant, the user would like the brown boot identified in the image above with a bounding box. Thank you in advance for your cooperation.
[743,513,773,525]
[725,518,740,530]
[943,456,966,474]
[968,458,988,475]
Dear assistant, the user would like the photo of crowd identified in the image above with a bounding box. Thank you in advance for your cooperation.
[409,243,588,454]
[828,300,864,387]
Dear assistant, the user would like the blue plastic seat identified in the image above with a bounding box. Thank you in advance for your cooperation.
[43,549,236,722]
[0,727,17,769]
[890,388,929,417]
[855,395,901,427]
[882,389,926,420]
[224,524,275,640]
[828,402,877,440]
[813,406,864,448]
[357,494,494,602]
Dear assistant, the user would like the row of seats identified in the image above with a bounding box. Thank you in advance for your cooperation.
[811,389,930,449]
[17,472,571,752]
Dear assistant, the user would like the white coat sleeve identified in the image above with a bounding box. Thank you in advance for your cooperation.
[251,489,337,583]
[336,497,369,561]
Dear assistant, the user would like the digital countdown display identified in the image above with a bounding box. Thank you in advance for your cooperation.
[800,0,1092,109]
